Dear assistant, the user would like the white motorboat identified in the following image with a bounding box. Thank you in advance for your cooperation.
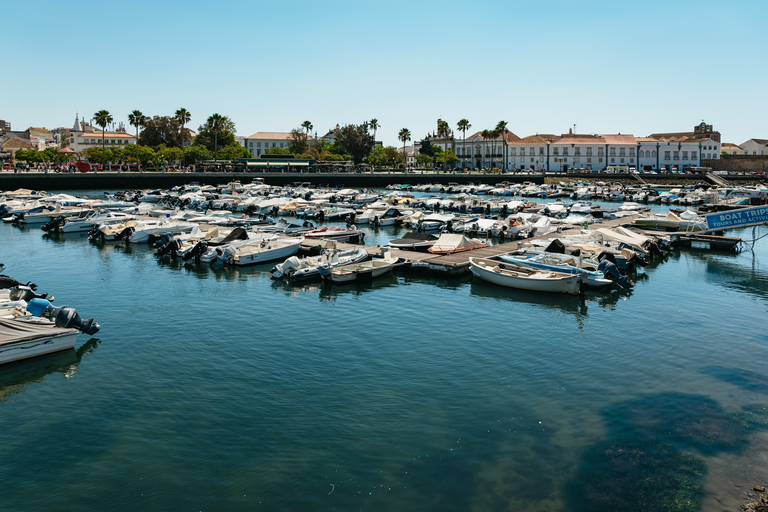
[128,219,198,243]
[55,210,137,233]
[498,250,621,288]
[220,236,304,266]
[303,226,365,243]
[321,250,400,284]
[0,318,79,364]
[387,232,438,251]
[270,243,368,280]
[469,257,583,295]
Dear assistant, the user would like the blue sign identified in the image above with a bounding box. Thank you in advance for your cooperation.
[705,205,768,231]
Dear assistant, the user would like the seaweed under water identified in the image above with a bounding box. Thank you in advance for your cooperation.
[563,393,768,512]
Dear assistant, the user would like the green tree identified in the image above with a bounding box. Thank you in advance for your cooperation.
[457,119,471,169]
[289,128,309,155]
[218,145,250,161]
[194,114,238,161]
[301,120,313,139]
[139,115,183,147]
[415,153,433,167]
[94,109,113,171]
[184,144,212,164]
[175,108,191,166]
[369,118,379,144]
[159,147,183,164]
[128,110,146,167]
[398,128,411,170]
[418,136,436,157]
[436,150,459,169]
[333,123,375,165]
[496,120,508,171]
[369,145,400,167]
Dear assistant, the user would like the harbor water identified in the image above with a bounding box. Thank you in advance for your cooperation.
[1,192,768,511]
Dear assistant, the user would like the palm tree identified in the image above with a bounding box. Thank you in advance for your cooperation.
[301,120,313,145]
[481,130,491,169]
[490,129,500,170]
[398,128,411,171]
[207,113,224,163]
[457,119,471,170]
[369,119,379,146]
[496,120,508,172]
[93,110,113,172]
[128,110,145,169]
[175,108,191,168]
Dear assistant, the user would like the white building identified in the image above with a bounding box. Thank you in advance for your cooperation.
[68,115,135,154]
[243,132,314,157]
[736,139,768,155]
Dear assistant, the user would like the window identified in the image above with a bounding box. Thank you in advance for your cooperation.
[586,147,592,156]
[529,148,535,156]
[249,142,253,148]
[272,143,276,148]
[620,158,625,163]
[682,151,688,160]
[563,148,569,156]
[553,148,559,156]
[575,147,580,156]
[652,150,656,158]
[611,158,615,163]
[598,147,604,156]
[575,157,580,163]
[619,148,625,157]
[587,157,592,163]
[673,151,679,160]
[539,147,544,155]
[599,157,603,163]
[629,148,635,157]
[257,142,261,148]
[610,148,616,156]
[691,152,696,159]
[664,151,670,160]
[510,148,516,156]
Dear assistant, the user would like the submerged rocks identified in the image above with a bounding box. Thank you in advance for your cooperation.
[743,485,768,511]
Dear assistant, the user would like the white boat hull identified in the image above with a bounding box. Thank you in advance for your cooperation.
[469,258,582,295]
[0,330,78,364]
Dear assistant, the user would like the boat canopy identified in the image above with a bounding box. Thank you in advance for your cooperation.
[0,319,75,346]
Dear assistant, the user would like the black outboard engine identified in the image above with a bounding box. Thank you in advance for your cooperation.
[9,285,53,302]
[41,215,67,232]
[598,259,633,289]
[184,241,208,261]
[116,226,135,241]
[156,236,182,257]
[51,306,100,335]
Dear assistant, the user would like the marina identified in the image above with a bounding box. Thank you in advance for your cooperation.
[1,178,768,512]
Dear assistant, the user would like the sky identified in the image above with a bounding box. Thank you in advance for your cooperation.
[4,0,767,147]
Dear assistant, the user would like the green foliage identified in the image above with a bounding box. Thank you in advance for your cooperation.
[183,144,212,164]
[123,144,156,165]
[437,150,459,168]
[217,145,250,161]
[139,116,184,147]
[158,147,183,163]
[319,152,347,161]
[415,153,433,166]
[369,146,401,167]
[194,114,236,151]
[334,123,375,165]
[289,129,309,155]
[418,137,435,156]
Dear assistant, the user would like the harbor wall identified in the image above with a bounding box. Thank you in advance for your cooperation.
[0,170,764,191]
[704,155,768,174]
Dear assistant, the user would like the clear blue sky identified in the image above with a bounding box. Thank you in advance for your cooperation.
[4,0,767,146]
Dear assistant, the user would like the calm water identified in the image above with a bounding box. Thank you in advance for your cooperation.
[1,193,768,511]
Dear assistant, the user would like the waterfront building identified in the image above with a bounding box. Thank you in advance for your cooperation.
[67,115,135,155]
[243,132,314,158]
[721,142,743,154]
[735,139,768,155]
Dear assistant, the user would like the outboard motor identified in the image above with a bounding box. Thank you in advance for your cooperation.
[116,226,135,241]
[597,259,633,289]
[9,285,52,302]
[41,215,67,232]
[51,305,100,335]
[183,241,208,261]
[544,239,566,254]
[156,236,182,257]
[0,274,34,290]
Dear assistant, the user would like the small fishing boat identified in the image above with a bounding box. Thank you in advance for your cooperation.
[469,257,583,295]
[303,226,365,243]
[428,234,489,254]
[270,243,368,280]
[0,318,79,364]
[387,232,438,251]
[498,250,623,288]
[220,236,304,266]
[320,250,400,284]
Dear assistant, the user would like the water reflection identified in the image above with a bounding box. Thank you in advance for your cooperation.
[469,278,589,317]
[0,337,101,403]
[686,251,768,299]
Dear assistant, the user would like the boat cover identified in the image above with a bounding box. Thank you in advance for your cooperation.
[0,319,76,346]
[428,234,488,254]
